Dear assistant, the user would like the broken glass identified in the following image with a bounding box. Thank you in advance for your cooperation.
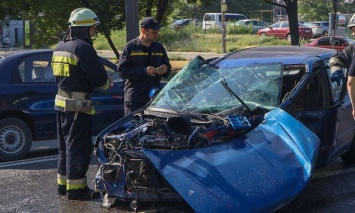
[150,56,283,114]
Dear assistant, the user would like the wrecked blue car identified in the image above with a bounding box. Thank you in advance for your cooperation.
[94,46,355,212]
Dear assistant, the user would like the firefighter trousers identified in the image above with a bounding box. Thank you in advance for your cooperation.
[57,111,93,187]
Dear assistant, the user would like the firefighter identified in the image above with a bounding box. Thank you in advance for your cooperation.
[118,17,171,115]
[52,8,109,200]
[328,14,355,120]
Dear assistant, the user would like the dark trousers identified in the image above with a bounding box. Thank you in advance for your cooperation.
[57,111,93,180]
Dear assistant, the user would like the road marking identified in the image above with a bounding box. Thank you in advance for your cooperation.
[0,155,58,168]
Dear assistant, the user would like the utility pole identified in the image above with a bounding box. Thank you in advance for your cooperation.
[331,0,339,48]
[125,0,139,42]
[221,0,227,53]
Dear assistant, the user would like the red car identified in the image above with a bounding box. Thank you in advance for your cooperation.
[304,36,355,50]
[258,21,313,40]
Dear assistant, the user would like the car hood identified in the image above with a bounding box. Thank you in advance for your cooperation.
[142,108,319,212]
[95,107,319,212]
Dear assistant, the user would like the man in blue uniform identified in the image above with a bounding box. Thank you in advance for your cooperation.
[118,17,171,115]
[52,8,109,200]
[328,14,355,120]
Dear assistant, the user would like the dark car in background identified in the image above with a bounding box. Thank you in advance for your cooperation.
[170,19,193,29]
[94,46,355,212]
[258,21,313,40]
[304,36,354,50]
[0,49,125,161]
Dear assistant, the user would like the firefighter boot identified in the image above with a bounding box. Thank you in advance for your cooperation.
[57,184,66,195]
[67,186,101,200]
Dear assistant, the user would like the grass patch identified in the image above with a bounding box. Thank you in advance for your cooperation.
[93,26,308,53]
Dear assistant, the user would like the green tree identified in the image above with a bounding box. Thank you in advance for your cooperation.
[299,0,355,22]
[298,0,331,21]
[0,0,215,58]
[264,0,300,46]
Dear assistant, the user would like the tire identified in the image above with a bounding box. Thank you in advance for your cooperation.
[286,34,291,40]
[0,118,32,161]
[260,32,266,36]
[341,135,355,163]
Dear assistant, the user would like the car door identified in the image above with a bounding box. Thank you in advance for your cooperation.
[284,60,354,168]
[268,22,281,37]
[252,20,264,32]
[9,52,124,140]
[10,53,58,140]
[278,22,289,38]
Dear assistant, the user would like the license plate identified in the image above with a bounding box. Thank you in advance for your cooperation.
[304,29,311,33]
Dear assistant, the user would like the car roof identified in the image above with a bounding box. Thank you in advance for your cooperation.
[217,46,334,65]
[0,49,52,57]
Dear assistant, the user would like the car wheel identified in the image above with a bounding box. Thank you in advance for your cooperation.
[0,118,32,161]
[341,135,355,163]
[286,34,291,40]
[260,32,266,36]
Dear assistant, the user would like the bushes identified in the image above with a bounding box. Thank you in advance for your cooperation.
[93,25,305,53]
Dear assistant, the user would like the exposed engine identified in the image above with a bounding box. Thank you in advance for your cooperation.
[95,113,264,211]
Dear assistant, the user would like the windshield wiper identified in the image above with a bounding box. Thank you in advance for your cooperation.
[220,79,252,114]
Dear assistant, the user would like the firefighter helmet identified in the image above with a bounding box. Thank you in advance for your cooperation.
[348,14,355,29]
[68,8,100,27]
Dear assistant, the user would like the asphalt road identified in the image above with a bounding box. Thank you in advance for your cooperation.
[1,140,355,213]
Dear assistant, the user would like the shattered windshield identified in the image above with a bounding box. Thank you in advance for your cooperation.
[149,56,283,114]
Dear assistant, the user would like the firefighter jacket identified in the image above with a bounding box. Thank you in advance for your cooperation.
[52,35,109,113]
[117,38,171,104]
[331,43,355,76]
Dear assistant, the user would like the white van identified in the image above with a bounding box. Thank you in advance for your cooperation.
[202,13,247,30]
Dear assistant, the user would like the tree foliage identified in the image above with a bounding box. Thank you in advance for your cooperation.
[298,0,355,22]
[0,0,326,53]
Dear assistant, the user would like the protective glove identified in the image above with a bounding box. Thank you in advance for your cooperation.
[330,70,345,86]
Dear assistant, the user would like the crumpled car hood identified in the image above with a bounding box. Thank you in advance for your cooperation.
[142,108,319,212]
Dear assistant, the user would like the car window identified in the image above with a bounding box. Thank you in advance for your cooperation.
[16,54,54,84]
[317,37,331,45]
[204,14,215,21]
[323,58,344,101]
[271,22,281,28]
[281,22,289,28]
[254,21,262,26]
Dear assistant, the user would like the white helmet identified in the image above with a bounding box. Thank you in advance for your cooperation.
[348,14,355,29]
[68,8,100,27]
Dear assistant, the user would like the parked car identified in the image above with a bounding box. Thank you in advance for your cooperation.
[202,13,247,30]
[94,46,354,212]
[170,19,192,29]
[234,19,269,33]
[0,49,126,161]
[304,36,354,50]
[304,21,329,37]
[258,21,313,40]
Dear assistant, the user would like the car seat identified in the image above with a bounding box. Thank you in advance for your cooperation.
[32,67,45,82]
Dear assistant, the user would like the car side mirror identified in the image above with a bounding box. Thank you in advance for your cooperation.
[149,87,161,99]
